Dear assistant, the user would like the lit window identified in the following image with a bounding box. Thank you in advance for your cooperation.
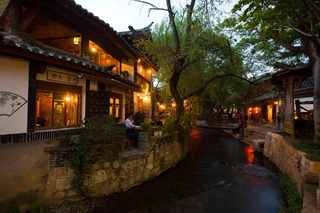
[36,91,80,128]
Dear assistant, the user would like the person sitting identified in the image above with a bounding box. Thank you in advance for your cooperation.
[123,114,140,148]
[233,121,246,135]
[36,116,47,127]
[124,114,140,129]
[154,116,163,126]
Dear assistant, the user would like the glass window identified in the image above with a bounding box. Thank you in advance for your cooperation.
[109,95,122,120]
[36,90,80,129]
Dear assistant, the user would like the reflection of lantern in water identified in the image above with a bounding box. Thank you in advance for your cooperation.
[245,146,255,164]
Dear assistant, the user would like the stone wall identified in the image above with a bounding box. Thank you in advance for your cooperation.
[37,133,186,207]
[264,132,320,191]
[0,131,187,210]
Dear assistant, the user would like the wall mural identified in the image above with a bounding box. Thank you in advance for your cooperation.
[0,91,27,117]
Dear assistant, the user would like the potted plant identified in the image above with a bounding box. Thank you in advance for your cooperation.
[153,126,164,136]
[120,70,129,78]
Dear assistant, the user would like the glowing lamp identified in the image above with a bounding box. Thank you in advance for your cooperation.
[73,37,79,44]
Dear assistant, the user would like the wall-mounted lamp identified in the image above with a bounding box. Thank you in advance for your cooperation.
[73,37,79,44]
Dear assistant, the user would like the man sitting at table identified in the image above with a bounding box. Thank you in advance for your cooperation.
[124,114,140,129]
[124,114,140,147]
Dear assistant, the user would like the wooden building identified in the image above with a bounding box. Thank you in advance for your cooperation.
[0,0,156,143]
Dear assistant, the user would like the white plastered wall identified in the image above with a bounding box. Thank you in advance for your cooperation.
[0,56,29,134]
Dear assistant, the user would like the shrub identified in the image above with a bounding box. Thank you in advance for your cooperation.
[291,140,320,161]
[60,115,126,194]
[279,173,302,213]
[140,122,151,132]
[164,115,178,133]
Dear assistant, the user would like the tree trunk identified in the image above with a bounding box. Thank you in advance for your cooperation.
[311,42,320,142]
[170,61,184,123]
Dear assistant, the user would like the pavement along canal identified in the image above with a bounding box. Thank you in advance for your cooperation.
[52,127,283,213]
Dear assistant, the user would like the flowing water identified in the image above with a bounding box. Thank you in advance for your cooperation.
[81,128,283,212]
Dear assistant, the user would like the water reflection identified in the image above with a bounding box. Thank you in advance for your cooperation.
[190,129,202,160]
[245,145,255,164]
[77,128,282,213]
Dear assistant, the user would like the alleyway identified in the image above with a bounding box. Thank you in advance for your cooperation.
[52,127,283,213]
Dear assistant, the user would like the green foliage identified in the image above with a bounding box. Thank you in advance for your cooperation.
[140,122,151,132]
[28,199,49,213]
[60,136,93,194]
[164,115,179,133]
[276,131,291,137]
[291,140,320,162]
[223,0,317,68]
[81,115,125,148]
[60,115,125,194]
[136,4,250,123]
[279,173,303,213]
[181,112,199,128]
[120,70,129,78]
[4,200,20,213]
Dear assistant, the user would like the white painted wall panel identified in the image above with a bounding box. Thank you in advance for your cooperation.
[0,56,29,134]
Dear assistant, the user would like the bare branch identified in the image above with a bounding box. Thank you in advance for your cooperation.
[182,73,258,100]
[301,0,320,22]
[185,0,196,45]
[291,26,313,37]
[166,0,181,54]
[130,0,174,16]
[272,36,306,54]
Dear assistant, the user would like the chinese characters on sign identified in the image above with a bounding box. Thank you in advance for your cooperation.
[47,70,78,84]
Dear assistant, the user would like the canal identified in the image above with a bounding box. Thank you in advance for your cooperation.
[54,127,283,212]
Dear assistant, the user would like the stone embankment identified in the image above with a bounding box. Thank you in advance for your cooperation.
[0,132,188,211]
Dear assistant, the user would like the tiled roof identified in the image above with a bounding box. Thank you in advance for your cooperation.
[62,0,137,57]
[254,92,279,101]
[0,31,140,88]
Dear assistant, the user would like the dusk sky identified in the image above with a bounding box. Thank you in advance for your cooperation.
[74,0,172,32]
[74,0,235,32]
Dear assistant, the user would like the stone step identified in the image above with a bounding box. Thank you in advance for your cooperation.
[251,139,265,153]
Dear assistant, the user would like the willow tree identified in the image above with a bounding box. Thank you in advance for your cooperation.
[134,0,251,123]
[223,0,320,140]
